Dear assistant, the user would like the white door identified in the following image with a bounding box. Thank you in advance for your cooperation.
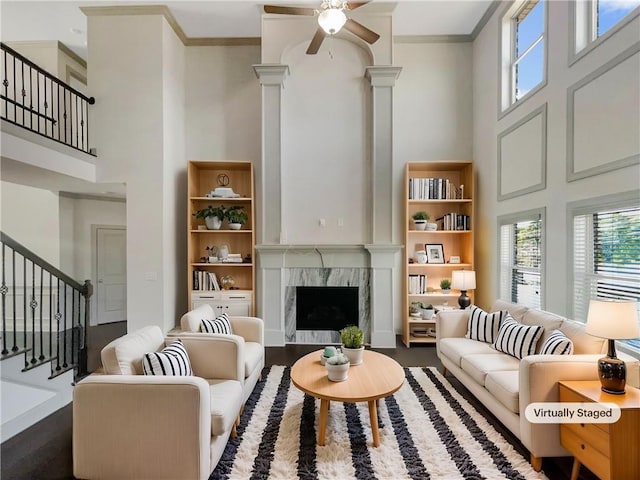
[96,227,126,324]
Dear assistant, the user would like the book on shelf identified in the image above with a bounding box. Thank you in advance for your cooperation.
[193,270,220,291]
[408,274,427,294]
[408,177,465,200]
[435,213,471,231]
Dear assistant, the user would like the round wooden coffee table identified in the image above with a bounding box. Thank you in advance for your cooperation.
[290,349,404,447]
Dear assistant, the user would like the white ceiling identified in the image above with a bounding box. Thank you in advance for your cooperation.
[1,1,493,60]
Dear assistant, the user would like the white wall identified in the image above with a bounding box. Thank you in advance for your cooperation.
[162,20,187,330]
[281,38,371,244]
[184,46,261,161]
[394,40,474,243]
[88,13,176,331]
[1,181,60,266]
[472,2,640,313]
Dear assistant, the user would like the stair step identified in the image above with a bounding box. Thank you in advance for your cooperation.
[49,364,76,380]
[21,356,57,372]
[0,347,31,361]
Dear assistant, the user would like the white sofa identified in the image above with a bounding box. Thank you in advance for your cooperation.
[436,300,640,471]
[177,304,265,404]
[73,326,244,480]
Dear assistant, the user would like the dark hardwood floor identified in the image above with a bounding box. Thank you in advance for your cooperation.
[1,329,597,480]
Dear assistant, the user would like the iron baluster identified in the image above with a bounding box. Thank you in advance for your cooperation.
[1,243,7,355]
[29,64,33,130]
[20,59,25,127]
[39,265,44,360]
[49,271,53,359]
[62,283,68,368]
[70,288,76,367]
[30,260,36,364]
[12,51,16,121]
[23,255,27,367]
[11,249,17,352]
[55,277,61,371]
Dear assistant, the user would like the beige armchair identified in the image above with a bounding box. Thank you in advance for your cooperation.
[73,326,244,480]
[178,303,265,403]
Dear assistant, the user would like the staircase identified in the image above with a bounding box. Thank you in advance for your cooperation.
[0,231,91,442]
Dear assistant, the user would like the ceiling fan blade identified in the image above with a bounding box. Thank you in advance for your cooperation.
[346,2,369,10]
[264,5,316,16]
[343,18,380,44]
[306,27,326,54]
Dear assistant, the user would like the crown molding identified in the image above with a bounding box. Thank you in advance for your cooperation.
[186,37,261,47]
[394,35,471,44]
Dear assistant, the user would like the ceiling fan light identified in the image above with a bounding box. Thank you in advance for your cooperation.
[318,8,347,34]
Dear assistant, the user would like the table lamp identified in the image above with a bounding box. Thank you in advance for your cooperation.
[585,299,640,395]
[451,270,475,310]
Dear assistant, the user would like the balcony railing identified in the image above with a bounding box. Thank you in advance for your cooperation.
[1,42,95,155]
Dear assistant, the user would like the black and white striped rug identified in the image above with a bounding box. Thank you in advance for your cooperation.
[210,366,548,480]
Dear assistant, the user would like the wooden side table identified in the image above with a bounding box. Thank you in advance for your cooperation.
[558,380,640,480]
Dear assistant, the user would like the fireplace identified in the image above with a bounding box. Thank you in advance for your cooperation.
[296,286,359,331]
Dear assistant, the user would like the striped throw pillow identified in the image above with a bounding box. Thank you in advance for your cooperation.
[465,306,508,343]
[143,339,192,376]
[201,313,233,334]
[493,315,544,359]
[540,329,574,355]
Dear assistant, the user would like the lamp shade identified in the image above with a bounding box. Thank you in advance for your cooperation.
[586,299,639,339]
[451,270,476,291]
[318,8,346,34]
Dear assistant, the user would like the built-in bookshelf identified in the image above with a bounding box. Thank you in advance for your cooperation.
[403,161,475,347]
[187,161,255,316]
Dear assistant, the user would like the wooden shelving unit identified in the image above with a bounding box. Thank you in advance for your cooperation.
[187,161,255,316]
[402,161,475,347]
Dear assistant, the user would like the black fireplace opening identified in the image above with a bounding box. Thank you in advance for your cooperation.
[296,286,359,331]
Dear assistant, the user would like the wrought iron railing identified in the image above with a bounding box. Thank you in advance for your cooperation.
[0,232,92,380]
[0,42,95,155]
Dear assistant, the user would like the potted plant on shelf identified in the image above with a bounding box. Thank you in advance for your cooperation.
[420,303,435,319]
[193,205,225,230]
[325,353,350,382]
[410,302,423,317]
[412,211,429,231]
[340,325,364,365]
[440,278,451,294]
[224,205,248,230]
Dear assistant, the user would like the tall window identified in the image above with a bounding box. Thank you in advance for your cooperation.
[573,0,640,58]
[499,210,544,308]
[572,201,640,348]
[500,0,546,112]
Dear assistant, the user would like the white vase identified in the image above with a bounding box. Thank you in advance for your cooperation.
[205,216,222,230]
[326,362,350,382]
[421,308,434,320]
[228,223,242,230]
[414,250,427,264]
[342,346,364,366]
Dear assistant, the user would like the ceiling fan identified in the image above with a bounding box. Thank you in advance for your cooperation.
[264,1,380,55]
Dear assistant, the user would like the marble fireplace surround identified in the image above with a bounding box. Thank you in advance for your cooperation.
[256,244,400,347]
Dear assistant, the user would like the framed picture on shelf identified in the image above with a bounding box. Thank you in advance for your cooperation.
[425,244,445,263]
[449,255,461,264]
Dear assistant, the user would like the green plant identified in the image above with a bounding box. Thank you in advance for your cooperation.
[412,211,430,221]
[340,325,364,349]
[440,278,451,290]
[224,205,248,224]
[193,205,225,219]
[410,302,422,313]
[326,353,350,365]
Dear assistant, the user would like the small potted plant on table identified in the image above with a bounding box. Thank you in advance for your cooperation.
[340,325,364,365]
[325,353,350,382]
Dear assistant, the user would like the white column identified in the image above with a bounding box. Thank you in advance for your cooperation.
[365,66,402,347]
[364,66,402,244]
[252,64,289,245]
[366,244,402,347]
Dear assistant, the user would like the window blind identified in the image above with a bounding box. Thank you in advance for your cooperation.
[500,215,542,309]
[573,205,640,348]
